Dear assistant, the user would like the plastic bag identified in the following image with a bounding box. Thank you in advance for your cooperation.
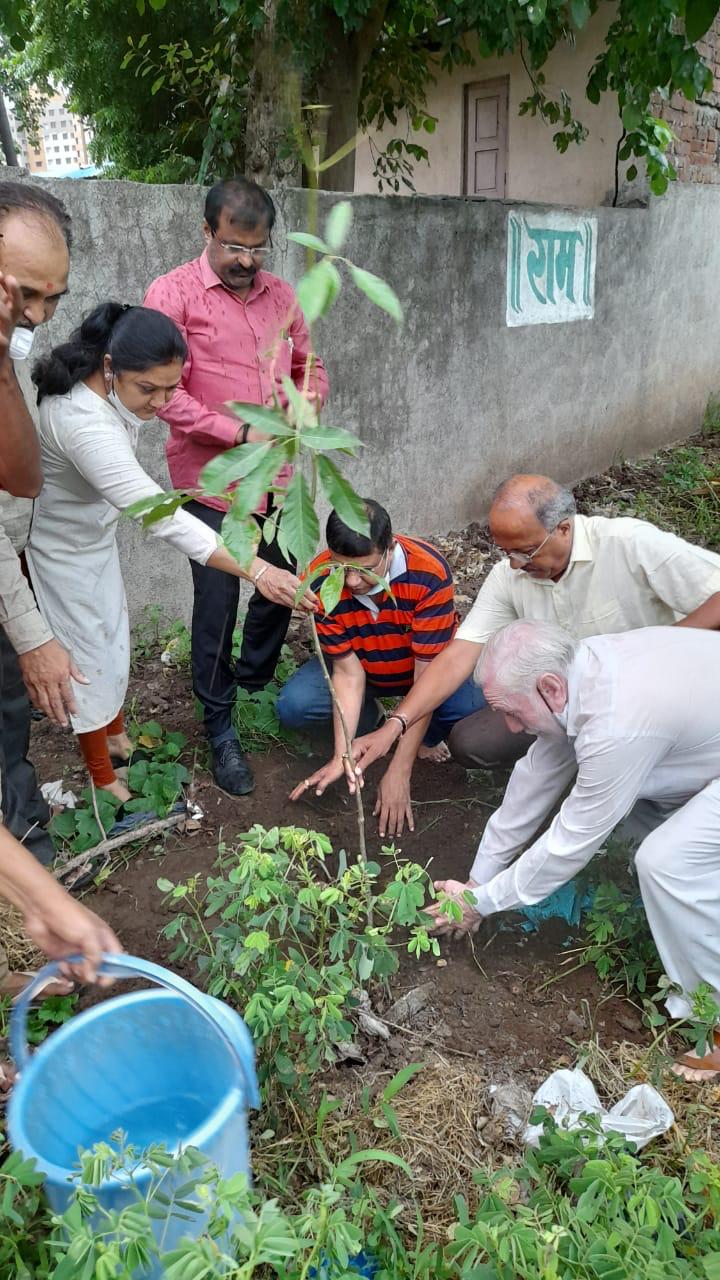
[523,1067,673,1151]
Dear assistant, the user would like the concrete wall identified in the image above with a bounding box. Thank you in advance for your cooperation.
[354,10,622,205]
[17,176,720,624]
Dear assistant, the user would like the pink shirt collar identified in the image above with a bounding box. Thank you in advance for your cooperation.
[198,248,268,298]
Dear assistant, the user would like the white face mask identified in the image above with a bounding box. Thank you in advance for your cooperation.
[107,381,145,430]
[9,326,35,361]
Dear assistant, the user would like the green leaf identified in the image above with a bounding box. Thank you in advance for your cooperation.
[570,0,590,26]
[334,1148,414,1180]
[526,0,547,23]
[126,490,190,526]
[317,456,370,536]
[279,470,319,568]
[287,231,330,254]
[281,374,315,429]
[702,1253,720,1280]
[325,200,352,251]
[298,424,363,455]
[150,74,165,95]
[157,878,174,893]
[220,505,260,569]
[297,259,340,324]
[199,441,274,496]
[626,164,638,181]
[686,0,720,42]
[622,103,643,131]
[225,403,296,438]
[382,1061,425,1102]
[318,564,345,615]
[348,265,402,324]
[229,447,287,519]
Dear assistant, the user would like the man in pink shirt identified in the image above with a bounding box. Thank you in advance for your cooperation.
[144,177,329,796]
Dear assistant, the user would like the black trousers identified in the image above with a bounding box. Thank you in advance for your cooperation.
[0,626,54,864]
[186,501,295,741]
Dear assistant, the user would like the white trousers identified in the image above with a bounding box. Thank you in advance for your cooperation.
[633,779,720,1019]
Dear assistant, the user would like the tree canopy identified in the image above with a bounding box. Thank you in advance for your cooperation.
[2,0,719,193]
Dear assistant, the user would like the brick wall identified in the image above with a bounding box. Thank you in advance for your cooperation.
[654,17,720,184]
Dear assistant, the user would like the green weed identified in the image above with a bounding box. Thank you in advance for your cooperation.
[158,824,437,1102]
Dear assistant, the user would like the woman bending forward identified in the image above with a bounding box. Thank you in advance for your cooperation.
[28,302,316,802]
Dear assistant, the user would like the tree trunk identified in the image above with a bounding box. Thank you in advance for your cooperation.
[244,0,302,188]
[316,4,389,192]
[0,93,19,168]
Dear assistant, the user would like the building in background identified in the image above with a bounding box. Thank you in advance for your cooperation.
[354,8,720,206]
[9,87,94,176]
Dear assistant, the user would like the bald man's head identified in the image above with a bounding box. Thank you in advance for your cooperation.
[489,475,576,582]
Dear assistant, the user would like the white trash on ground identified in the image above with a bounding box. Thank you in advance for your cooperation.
[523,1067,674,1151]
[40,780,77,809]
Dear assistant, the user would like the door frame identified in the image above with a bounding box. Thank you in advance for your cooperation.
[462,75,510,198]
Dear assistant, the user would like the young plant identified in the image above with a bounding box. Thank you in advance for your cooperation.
[157,824,437,1099]
[130,201,402,865]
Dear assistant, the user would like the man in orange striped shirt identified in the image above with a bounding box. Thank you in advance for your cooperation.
[283,500,486,837]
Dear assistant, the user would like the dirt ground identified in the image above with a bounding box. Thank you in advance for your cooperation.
[29,649,645,1097]
[29,432,718,1097]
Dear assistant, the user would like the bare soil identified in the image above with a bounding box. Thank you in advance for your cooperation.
[30,651,645,1097]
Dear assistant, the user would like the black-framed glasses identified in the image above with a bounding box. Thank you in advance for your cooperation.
[212,230,273,263]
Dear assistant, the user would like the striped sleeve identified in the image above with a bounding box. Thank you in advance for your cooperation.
[409,545,458,659]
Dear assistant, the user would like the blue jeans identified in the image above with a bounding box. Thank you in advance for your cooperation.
[277,657,487,747]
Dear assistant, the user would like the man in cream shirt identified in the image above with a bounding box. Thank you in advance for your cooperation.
[351,473,720,774]
[428,619,720,1082]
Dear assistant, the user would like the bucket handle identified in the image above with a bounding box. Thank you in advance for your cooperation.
[10,953,260,1108]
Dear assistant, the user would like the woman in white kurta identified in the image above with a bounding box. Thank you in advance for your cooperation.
[28,301,314,801]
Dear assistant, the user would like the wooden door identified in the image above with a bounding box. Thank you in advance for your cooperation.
[464,78,508,198]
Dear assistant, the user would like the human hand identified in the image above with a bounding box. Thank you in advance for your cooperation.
[427,878,482,939]
[18,638,89,728]
[22,886,123,986]
[254,564,319,613]
[0,274,23,369]
[289,754,356,802]
[352,719,403,775]
[374,765,414,838]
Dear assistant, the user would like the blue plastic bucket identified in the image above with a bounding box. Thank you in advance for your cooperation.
[8,954,260,1274]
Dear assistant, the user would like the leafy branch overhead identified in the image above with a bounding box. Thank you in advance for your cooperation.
[7,0,720,191]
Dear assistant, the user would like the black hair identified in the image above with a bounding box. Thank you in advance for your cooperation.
[204,176,276,234]
[32,302,187,403]
[0,180,72,248]
[326,499,392,557]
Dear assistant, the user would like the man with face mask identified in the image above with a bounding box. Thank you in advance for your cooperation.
[282,500,486,837]
[145,176,329,798]
[351,474,720,783]
[427,619,720,1084]
[0,182,85,865]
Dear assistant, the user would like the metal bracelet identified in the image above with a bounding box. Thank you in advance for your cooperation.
[387,712,408,737]
[253,563,269,584]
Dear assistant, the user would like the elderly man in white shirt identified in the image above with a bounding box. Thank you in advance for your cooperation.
[351,474,720,774]
[429,619,720,1082]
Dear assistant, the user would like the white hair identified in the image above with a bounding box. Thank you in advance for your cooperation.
[476,620,578,694]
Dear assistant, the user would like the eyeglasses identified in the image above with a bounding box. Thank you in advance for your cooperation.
[338,550,388,581]
[501,524,559,567]
[211,231,272,263]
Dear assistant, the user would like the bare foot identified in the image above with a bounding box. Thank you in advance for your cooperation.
[2,971,75,1001]
[672,1031,720,1082]
[101,778,132,803]
[418,741,451,763]
[107,732,134,761]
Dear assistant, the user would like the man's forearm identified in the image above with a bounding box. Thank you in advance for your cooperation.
[0,825,60,915]
[389,712,431,775]
[0,367,42,497]
[331,666,367,756]
[395,640,481,729]
[676,591,720,630]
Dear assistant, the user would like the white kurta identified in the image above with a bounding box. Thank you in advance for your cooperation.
[469,626,720,1015]
[26,382,218,733]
